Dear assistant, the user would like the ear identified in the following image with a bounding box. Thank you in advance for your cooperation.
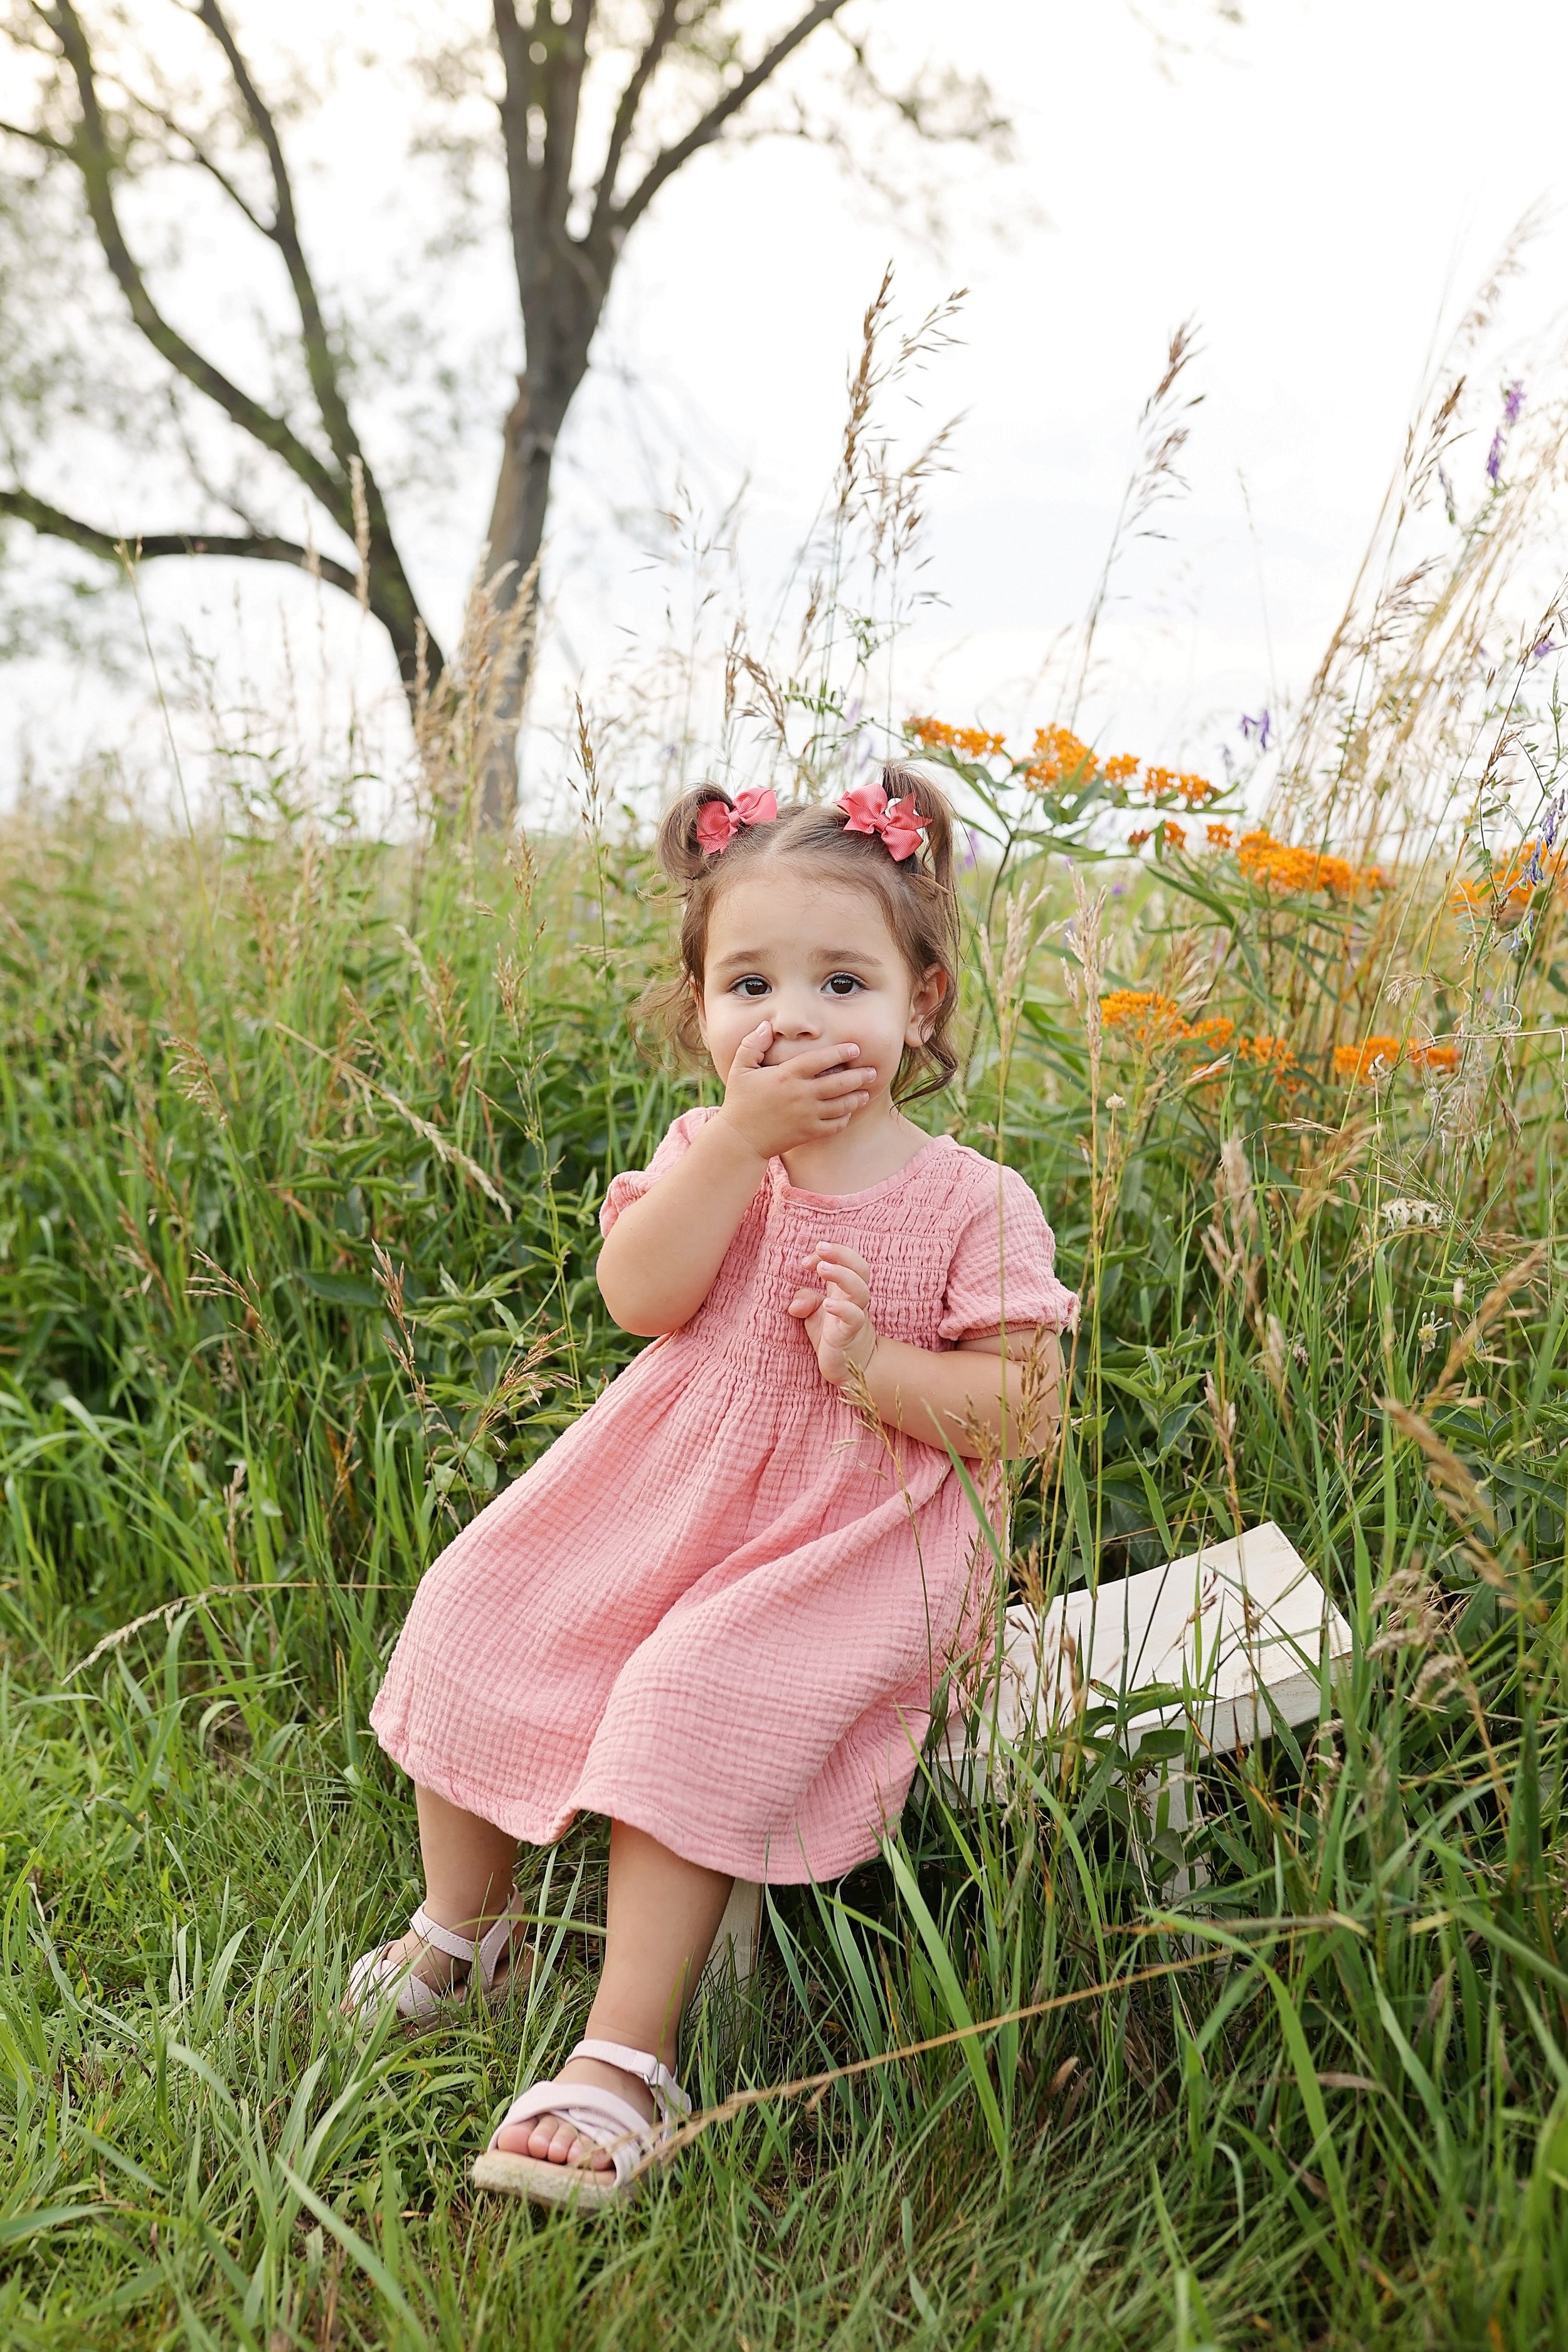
[905,964,948,1047]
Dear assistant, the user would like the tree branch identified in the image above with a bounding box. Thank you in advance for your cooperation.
[586,0,679,254]
[0,113,70,154]
[45,0,352,534]
[127,93,273,237]
[0,485,359,593]
[613,0,849,239]
[539,0,591,240]
[192,3,366,495]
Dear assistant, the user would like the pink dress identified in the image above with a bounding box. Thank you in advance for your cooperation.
[369,1111,1078,1883]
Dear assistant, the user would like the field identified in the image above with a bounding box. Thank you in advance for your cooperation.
[4,326,1568,2347]
[1,718,1565,2351]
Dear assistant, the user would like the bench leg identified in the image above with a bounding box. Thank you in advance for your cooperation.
[705,1877,764,1987]
[1160,1767,1210,1905]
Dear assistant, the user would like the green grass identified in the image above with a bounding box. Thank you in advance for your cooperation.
[3,775,1567,2351]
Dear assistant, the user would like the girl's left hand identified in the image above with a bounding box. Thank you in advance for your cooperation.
[787,1242,877,1387]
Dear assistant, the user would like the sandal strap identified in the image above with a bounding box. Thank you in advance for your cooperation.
[474,1892,527,1986]
[409,1891,522,1983]
[408,1905,484,1964]
[570,2038,691,2121]
[497,2078,657,2186]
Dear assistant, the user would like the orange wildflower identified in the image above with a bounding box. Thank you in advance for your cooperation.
[1104,753,1140,784]
[1100,990,1190,1043]
[1449,838,1562,919]
[1236,830,1379,899]
[1143,765,1216,807]
[1127,829,1152,850]
[1025,725,1098,790]
[1161,821,1187,851]
[1409,1041,1459,1074]
[1236,1034,1296,1074]
[906,717,1007,760]
[1334,1036,1402,1083]
[1205,821,1233,850]
[1190,1016,1236,1049]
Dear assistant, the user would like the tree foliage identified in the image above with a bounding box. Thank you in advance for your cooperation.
[0,1,1007,815]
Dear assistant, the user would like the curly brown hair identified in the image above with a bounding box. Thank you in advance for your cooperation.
[635,764,962,1105]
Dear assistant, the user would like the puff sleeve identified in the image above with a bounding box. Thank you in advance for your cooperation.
[598,1106,718,1237]
[937,1163,1078,1344]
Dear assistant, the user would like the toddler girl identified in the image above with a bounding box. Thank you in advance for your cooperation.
[352,765,1078,2208]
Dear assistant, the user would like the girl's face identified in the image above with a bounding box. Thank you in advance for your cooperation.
[696,868,945,1113]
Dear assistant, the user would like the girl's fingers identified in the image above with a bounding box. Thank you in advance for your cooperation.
[786,1287,824,1318]
[796,1040,861,1075]
[814,1243,874,1277]
[731,1021,773,1069]
[805,1259,869,1306]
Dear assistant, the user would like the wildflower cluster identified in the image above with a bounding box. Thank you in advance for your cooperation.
[1449,832,1564,922]
[905,718,1007,761]
[1099,990,1186,1041]
[1100,992,1297,1078]
[1023,726,1136,790]
[1236,830,1384,899]
[1333,1036,1461,1084]
[904,716,1219,824]
[1142,766,1217,808]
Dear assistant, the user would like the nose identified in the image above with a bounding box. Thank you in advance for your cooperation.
[769,987,822,1039]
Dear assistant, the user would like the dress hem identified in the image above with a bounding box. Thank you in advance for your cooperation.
[371,1717,928,1887]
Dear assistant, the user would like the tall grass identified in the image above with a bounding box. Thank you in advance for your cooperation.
[4,290,1568,2347]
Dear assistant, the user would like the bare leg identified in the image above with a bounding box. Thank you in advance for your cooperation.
[371,1785,521,1994]
[492,1819,733,2169]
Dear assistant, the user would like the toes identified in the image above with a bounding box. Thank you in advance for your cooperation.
[492,2113,610,2169]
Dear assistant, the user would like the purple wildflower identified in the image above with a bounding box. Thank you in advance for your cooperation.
[1488,383,1525,486]
[1542,792,1564,852]
[1530,635,1558,664]
[1239,709,1273,751]
[959,825,980,874]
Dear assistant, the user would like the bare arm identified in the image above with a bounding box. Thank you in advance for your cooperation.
[787,1242,1063,1459]
[596,1022,876,1335]
[862,1330,1061,1460]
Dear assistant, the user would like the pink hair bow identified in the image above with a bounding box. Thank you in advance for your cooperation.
[695,787,778,856]
[837,781,928,862]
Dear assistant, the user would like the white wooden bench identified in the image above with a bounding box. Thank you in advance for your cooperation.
[704,1522,1353,1982]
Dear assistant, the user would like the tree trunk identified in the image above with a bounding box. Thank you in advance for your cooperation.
[474,370,564,831]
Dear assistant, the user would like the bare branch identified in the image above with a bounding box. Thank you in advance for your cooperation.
[126,95,272,236]
[192,3,366,492]
[614,0,850,239]
[45,0,351,532]
[539,0,591,238]
[586,0,679,251]
[0,114,70,154]
[0,485,359,593]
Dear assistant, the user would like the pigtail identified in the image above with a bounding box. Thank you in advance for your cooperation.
[878,761,953,890]
[656,785,734,884]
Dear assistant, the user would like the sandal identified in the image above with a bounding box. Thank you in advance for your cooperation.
[470,2037,692,2210]
[344,1889,530,2030]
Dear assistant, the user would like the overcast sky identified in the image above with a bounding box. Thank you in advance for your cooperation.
[4,0,1567,817]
